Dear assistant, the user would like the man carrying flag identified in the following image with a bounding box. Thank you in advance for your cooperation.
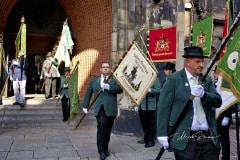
[59,67,71,122]
[8,16,28,108]
[82,62,123,160]
[9,51,28,108]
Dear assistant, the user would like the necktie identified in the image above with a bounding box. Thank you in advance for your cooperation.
[103,76,107,83]
[193,77,205,123]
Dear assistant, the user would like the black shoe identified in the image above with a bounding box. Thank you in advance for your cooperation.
[137,140,146,144]
[168,147,173,152]
[20,103,25,108]
[63,118,68,122]
[99,152,106,160]
[105,150,110,157]
[13,102,20,105]
[145,142,155,148]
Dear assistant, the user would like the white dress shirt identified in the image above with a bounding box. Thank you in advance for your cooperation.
[185,68,209,131]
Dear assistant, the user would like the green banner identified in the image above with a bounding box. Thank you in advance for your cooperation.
[69,66,79,120]
[15,22,26,58]
[218,28,240,99]
[0,63,8,96]
[192,16,213,56]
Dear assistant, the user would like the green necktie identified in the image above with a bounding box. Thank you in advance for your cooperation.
[193,77,205,123]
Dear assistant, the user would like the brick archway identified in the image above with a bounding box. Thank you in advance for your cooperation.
[0,0,112,98]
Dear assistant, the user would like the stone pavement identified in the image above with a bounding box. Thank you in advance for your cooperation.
[0,114,175,160]
[0,95,239,160]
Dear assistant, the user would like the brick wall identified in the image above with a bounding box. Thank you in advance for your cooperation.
[0,0,112,99]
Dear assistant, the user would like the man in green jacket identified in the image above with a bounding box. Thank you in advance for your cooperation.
[59,67,71,122]
[82,62,123,160]
[157,46,222,160]
[135,78,160,147]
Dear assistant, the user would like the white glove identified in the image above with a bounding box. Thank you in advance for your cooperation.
[58,94,62,99]
[191,85,205,98]
[134,106,138,112]
[13,61,19,65]
[83,108,88,114]
[148,88,151,93]
[44,73,49,77]
[102,83,110,90]
[63,84,68,88]
[221,117,230,126]
[40,75,43,79]
[157,136,169,149]
[10,77,13,81]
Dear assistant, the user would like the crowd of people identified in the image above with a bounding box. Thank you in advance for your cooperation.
[8,50,67,121]
[7,46,234,160]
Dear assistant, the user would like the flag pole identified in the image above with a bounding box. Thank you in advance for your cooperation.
[74,25,146,129]
[200,12,240,83]
[234,103,240,160]
[155,12,240,160]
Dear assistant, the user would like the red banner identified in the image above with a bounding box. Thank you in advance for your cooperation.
[220,0,232,59]
[149,27,177,62]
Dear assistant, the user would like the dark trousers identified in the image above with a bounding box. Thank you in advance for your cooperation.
[139,109,156,143]
[173,139,219,160]
[218,125,231,160]
[61,95,70,120]
[96,106,115,153]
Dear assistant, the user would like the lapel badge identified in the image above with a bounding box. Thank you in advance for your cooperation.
[185,82,189,87]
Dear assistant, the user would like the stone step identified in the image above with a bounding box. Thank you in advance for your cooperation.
[1,119,65,128]
[0,108,62,114]
[3,95,61,106]
[0,94,95,128]
[0,114,95,128]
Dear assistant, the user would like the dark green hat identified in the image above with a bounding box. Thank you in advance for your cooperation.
[182,46,208,58]
[64,67,71,71]
[46,52,52,57]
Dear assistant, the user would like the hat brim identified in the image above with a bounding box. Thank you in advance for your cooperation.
[182,55,208,58]
[164,67,175,70]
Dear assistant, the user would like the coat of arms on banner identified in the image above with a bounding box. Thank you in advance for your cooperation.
[155,36,169,52]
[196,30,206,47]
[113,42,157,105]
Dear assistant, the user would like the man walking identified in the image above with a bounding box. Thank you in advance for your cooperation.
[157,46,222,160]
[82,62,123,160]
[9,52,28,108]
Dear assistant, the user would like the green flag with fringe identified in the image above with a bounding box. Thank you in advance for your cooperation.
[69,66,79,119]
[192,16,213,56]
[217,27,240,99]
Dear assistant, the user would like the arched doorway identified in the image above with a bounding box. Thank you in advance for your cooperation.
[4,0,67,94]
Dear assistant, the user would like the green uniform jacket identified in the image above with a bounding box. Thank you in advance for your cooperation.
[83,76,123,117]
[60,75,70,98]
[157,69,222,150]
[139,78,161,110]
